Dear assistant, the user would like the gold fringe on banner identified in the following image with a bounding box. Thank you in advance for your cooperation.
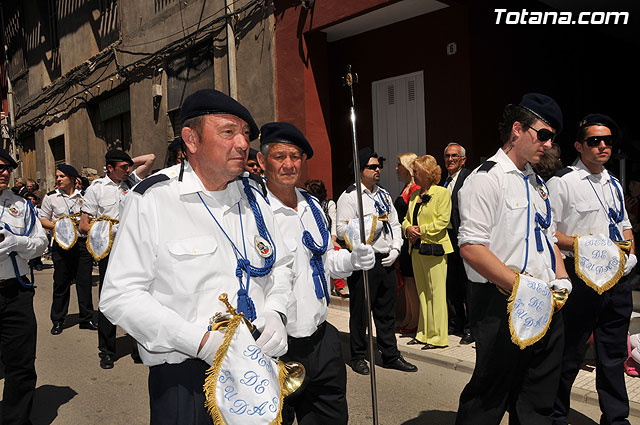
[53,212,81,250]
[86,216,119,261]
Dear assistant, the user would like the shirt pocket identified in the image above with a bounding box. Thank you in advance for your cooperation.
[575,201,600,216]
[504,197,528,233]
[166,235,219,293]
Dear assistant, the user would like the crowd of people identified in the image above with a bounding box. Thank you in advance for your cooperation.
[0,88,638,425]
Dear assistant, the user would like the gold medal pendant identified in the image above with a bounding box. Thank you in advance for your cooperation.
[377,212,388,223]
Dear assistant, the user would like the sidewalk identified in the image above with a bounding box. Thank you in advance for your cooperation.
[327,293,640,419]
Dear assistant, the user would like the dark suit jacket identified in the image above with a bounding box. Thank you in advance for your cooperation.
[440,167,471,241]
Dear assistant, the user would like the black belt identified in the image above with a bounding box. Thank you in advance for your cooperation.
[288,321,327,344]
[0,277,25,289]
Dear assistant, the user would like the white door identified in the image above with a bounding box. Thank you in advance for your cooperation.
[372,71,426,198]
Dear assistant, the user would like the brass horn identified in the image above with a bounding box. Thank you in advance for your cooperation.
[615,239,632,255]
[551,288,569,311]
[210,294,306,398]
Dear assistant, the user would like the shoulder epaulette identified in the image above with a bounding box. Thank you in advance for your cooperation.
[47,190,57,195]
[478,160,497,172]
[554,167,573,178]
[133,174,170,195]
[345,184,356,193]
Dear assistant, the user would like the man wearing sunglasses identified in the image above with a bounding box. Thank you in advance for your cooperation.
[455,93,570,425]
[0,148,48,425]
[79,149,156,369]
[547,114,636,425]
[337,147,418,375]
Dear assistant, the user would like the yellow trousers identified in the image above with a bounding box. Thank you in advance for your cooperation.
[411,251,449,346]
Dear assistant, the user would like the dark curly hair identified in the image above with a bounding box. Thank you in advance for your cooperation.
[498,104,537,145]
[304,179,327,203]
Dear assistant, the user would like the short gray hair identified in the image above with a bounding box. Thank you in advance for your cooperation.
[444,142,466,157]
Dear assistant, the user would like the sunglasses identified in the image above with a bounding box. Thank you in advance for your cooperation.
[365,164,382,171]
[0,165,14,174]
[584,135,614,147]
[527,126,556,142]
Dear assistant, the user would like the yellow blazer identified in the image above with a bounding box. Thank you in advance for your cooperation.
[401,185,453,255]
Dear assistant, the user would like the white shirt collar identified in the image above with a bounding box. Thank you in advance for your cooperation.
[575,159,610,182]
[495,148,536,176]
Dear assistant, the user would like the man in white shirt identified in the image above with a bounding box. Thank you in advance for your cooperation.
[441,142,473,344]
[548,114,636,425]
[79,149,155,369]
[336,147,418,375]
[257,122,374,424]
[99,89,294,425]
[0,148,48,425]
[455,94,570,425]
[39,164,96,335]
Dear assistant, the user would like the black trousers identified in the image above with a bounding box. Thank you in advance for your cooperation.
[281,322,348,425]
[347,254,401,363]
[456,282,564,425]
[552,258,632,425]
[50,239,94,324]
[98,256,116,357]
[148,359,213,425]
[0,279,37,425]
[446,247,469,334]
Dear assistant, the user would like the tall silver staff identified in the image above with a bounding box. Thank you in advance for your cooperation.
[342,64,379,425]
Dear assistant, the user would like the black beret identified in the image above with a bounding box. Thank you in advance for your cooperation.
[578,113,620,139]
[56,164,81,180]
[0,148,18,168]
[248,148,258,161]
[105,149,133,165]
[179,89,259,141]
[519,93,563,133]
[347,146,385,172]
[259,122,314,159]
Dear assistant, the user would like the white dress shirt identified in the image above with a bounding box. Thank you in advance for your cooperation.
[268,188,354,338]
[81,171,141,220]
[99,163,294,366]
[336,184,403,254]
[0,190,48,279]
[547,159,632,256]
[457,149,558,283]
[40,188,84,221]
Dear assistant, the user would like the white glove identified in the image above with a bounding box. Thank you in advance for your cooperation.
[111,223,119,235]
[197,330,225,365]
[350,243,375,271]
[381,248,399,267]
[253,310,288,358]
[0,229,27,256]
[624,254,637,276]
[549,278,572,295]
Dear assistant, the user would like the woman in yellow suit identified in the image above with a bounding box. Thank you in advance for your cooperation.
[402,155,453,349]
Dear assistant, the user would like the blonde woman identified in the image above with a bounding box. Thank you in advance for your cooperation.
[393,153,420,333]
[402,155,452,349]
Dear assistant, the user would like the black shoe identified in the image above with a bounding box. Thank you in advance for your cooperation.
[382,356,418,372]
[460,333,474,345]
[51,322,64,335]
[100,355,114,369]
[349,359,370,375]
[79,320,98,330]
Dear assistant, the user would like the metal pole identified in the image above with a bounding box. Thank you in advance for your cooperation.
[343,64,379,425]
[224,0,238,99]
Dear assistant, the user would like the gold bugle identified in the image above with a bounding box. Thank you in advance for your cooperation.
[614,239,632,254]
[280,361,306,398]
[552,288,569,311]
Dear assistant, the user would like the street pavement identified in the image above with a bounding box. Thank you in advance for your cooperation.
[1,265,640,424]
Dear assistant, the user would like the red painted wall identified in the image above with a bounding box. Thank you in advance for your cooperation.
[274,0,473,198]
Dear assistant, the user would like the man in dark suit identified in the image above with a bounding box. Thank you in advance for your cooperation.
[441,142,473,344]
